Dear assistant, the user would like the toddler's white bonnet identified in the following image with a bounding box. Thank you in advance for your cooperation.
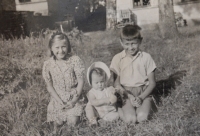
[87,62,111,86]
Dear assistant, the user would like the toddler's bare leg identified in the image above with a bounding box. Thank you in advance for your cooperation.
[85,103,98,125]
[136,97,153,122]
[118,108,125,121]
[103,111,119,121]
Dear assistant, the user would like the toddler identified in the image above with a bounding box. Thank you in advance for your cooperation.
[85,62,119,126]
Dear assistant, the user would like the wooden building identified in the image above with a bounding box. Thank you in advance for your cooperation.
[106,0,200,29]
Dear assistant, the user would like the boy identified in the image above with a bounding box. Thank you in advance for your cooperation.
[110,25,156,123]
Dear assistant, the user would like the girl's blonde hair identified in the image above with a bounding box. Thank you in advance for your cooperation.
[48,32,71,58]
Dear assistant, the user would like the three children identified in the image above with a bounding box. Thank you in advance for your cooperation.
[42,24,156,131]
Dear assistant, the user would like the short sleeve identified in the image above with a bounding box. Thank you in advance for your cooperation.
[105,86,116,97]
[145,54,156,75]
[110,55,120,76]
[108,86,116,94]
[42,61,52,84]
[73,56,85,78]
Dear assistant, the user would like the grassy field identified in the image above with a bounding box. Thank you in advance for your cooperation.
[0,25,200,136]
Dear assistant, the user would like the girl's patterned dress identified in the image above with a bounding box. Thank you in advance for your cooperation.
[42,55,85,122]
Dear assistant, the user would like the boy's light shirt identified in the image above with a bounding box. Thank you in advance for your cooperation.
[110,50,156,87]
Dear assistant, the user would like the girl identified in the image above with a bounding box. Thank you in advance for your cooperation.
[42,32,85,132]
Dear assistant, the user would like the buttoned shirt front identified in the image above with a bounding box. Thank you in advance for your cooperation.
[110,50,156,87]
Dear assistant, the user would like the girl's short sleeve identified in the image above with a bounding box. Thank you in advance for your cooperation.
[105,86,116,97]
[42,61,52,84]
[73,56,85,78]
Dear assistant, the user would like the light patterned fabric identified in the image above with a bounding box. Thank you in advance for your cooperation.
[88,86,118,120]
[42,55,85,122]
[110,51,156,87]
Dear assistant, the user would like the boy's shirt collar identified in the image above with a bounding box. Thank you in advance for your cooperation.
[119,50,142,74]
[121,50,142,60]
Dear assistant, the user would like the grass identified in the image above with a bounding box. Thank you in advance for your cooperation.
[0,26,200,136]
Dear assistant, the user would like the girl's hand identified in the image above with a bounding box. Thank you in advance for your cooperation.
[58,99,65,106]
[70,88,78,97]
[64,102,75,109]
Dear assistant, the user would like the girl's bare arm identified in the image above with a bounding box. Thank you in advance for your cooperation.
[46,82,63,105]
[138,71,156,100]
[70,76,84,104]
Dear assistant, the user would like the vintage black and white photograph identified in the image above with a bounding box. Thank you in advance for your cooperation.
[0,0,200,135]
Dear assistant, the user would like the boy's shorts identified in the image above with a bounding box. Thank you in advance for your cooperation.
[120,86,152,105]
[123,85,149,97]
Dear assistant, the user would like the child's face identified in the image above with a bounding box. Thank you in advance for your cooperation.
[51,39,69,60]
[91,74,105,91]
[120,38,141,56]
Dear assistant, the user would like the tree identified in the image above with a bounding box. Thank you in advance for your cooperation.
[158,0,178,39]
[106,0,116,29]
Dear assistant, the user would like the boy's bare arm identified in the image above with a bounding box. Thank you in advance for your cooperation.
[88,92,110,107]
[138,71,156,100]
[114,75,125,93]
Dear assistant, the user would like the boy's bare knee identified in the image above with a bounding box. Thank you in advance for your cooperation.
[137,112,148,122]
[124,115,136,123]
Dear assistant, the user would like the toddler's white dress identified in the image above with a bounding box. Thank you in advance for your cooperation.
[88,86,119,121]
